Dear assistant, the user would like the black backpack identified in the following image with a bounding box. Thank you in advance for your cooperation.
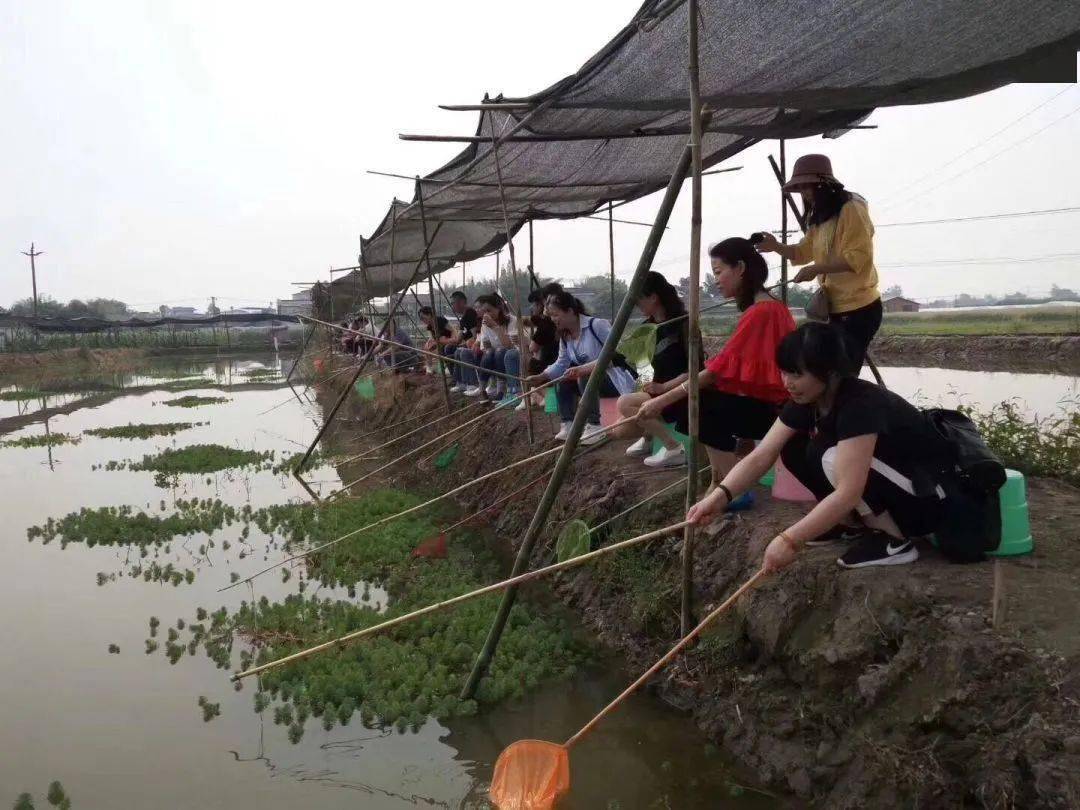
[921,408,1007,563]
[578,318,639,379]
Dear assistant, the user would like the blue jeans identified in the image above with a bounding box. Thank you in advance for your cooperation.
[479,348,507,392]
[503,348,522,395]
[455,347,480,386]
[556,373,618,425]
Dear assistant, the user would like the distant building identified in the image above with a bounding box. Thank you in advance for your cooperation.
[277,290,312,317]
[167,306,200,318]
[883,296,920,313]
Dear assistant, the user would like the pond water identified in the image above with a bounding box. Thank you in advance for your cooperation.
[0,353,777,809]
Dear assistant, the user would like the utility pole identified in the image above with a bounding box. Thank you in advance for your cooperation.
[22,243,43,318]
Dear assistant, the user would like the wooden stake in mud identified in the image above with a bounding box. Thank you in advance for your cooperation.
[682,0,704,637]
[779,139,789,306]
[416,178,454,415]
[488,111,535,445]
[461,126,702,700]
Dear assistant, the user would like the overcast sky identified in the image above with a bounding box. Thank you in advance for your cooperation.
[4,2,1079,311]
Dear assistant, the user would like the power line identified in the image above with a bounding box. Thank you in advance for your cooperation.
[879,251,1080,268]
[884,99,1080,211]
[876,205,1080,229]
[879,85,1076,205]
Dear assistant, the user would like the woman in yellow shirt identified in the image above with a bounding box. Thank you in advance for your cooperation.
[757,154,882,371]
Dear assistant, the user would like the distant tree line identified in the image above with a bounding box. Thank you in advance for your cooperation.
[1,296,132,319]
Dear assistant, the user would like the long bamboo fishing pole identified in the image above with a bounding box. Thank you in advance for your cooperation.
[346,404,458,444]
[231,521,691,682]
[324,376,562,501]
[218,414,639,593]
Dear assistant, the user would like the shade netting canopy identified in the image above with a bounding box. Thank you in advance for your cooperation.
[0,313,296,334]
[346,0,1079,301]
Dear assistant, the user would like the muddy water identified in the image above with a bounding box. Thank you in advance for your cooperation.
[0,354,776,809]
[865,365,1079,417]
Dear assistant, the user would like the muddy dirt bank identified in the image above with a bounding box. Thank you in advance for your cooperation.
[313,364,1080,808]
[0,344,296,378]
[702,334,1080,374]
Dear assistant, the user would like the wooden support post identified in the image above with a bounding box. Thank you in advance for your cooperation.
[992,559,1005,628]
[416,178,453,414]
[489,113,535,445]
[527,220,540,290]
[608,202,616,320]
[285,318,315,383]
[780,139,789,306]
[682,0,704,637]
[461,126,699,700]
[294,220,442,474]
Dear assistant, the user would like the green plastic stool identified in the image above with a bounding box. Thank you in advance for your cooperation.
[544,386,558,415]
[758,466,776,487]
[990,469,1033,556]
[354,377,376,400]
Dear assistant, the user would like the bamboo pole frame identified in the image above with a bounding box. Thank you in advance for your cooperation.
[608,202,616,320]
[293,219,443,475]
[461,124,702,700]
[488,111,535,445]
[682,0,704,637]
[416,178,454,414]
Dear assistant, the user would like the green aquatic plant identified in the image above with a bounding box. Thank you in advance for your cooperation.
[287,722,304,744]
[1,433,81,450]
[0,388,46,401]
[270,450,333,475]
[13,794,34,810]
[83,422,204,440]
[27,499,242,548]
[108,644,120,654]
[238,368,282,380]
[145,639,159,654]
[197,696,221,722]
[45,782,68,809]
[104,444,274,479]
[149,616,160,635]
[161,395,230,408]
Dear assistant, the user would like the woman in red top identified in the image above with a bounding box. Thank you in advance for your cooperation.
[637,237,795,493]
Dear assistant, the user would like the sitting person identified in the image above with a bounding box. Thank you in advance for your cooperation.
[505,285,561,411]
[525,290,636,445]
[468,293,518,402]
[613,271,700,466]
[637,238,795,491]
[447,291,480,394]
[375,317,419,372]
[418,305,457,375]
[688,321,950,570]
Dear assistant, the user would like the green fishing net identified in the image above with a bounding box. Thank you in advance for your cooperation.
[555,519,591,563]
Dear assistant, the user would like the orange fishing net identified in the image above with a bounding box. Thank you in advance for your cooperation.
[489,740,570,810]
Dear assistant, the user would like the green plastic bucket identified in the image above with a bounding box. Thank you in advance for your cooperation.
[544,386,558,415]
[990,469,1033,556]
[651,424,693,455]
[354,377,376,400]
[758,466,776,487]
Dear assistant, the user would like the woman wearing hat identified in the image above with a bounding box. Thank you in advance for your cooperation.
[756,154,882,371]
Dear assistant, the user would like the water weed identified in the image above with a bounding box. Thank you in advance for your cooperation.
[0,389,47,401]
[1,433,81,449]
[161,395,230,408]
[27,499,241,548]
[83,422,204,440]
[104,444,274,482]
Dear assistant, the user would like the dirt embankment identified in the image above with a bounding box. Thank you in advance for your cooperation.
[0,343,298,379]
[315,365,1080,809]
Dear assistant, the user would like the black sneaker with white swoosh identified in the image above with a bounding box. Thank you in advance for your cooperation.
[837,530,919,569]
[806,525,863,547]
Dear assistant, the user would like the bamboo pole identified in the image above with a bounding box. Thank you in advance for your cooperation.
[488,111,535,445]
[608,202,616,320]
[780,139,789,306]
[416,179,453,415]
[293,220,442,474]
[231,521,691,681]
[285,318,314,383]
[220,413,637,593]
[682,0,704,637]
[461,127,701,700]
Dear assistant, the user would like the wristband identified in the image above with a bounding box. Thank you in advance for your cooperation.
[715,483,734,505]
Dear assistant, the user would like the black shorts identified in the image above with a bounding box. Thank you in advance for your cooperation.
[669,389,779,452]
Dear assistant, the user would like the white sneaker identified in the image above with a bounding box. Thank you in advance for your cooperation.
[515,399,528,411]
[580,423,606,446]
[554,422,573,441]
[643,444,685,467]
[449,383,465,394]
[464,386,483,397]
[485,381,499,397]
[625,436,651,457]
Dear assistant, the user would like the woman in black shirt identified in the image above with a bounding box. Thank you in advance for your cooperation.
[687,322,948,570]
[615,272,698,466]
[418,305,457,375]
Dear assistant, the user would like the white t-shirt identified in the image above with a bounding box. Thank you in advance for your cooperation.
[480,316,518,349]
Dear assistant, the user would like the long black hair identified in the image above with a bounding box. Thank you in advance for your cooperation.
[638,271,684,320]
[546,290,589,316]
[806,181,853,227]
[709,237,769,311]
[776,321,856,381]
[475,293,509,325]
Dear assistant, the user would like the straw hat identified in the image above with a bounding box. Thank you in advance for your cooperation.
[783,154,838,192]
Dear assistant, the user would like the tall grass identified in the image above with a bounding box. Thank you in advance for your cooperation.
[0,325,304,353]
[964,402,1080,487]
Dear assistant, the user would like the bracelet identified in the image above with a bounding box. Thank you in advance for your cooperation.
[715,483,734,505]
[778,530,801,552]
[680,381,690,393]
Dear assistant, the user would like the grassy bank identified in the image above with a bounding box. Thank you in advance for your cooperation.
[879,306,1080,336]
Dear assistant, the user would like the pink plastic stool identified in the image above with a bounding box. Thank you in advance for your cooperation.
[599,397,620,428]
[771,456,816,502]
